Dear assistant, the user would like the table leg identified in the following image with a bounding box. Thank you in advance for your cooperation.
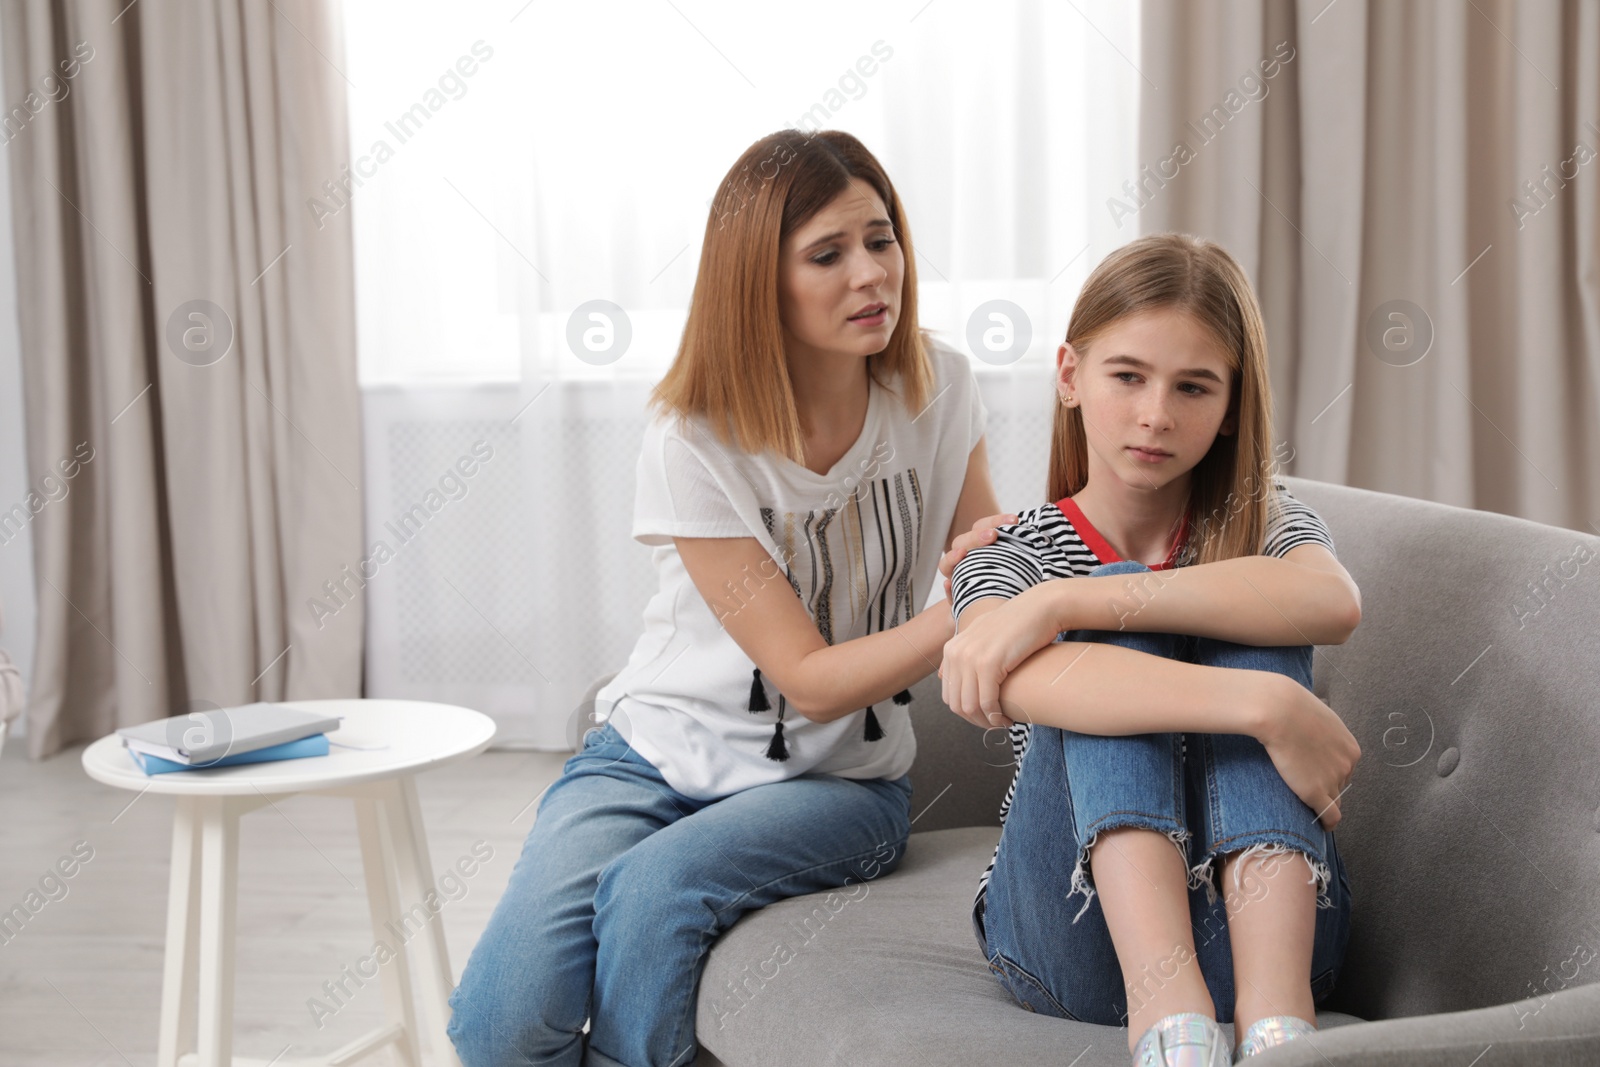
[355,795,422,1067]
[195,797,241,1066]
[383,775,463,1067]
[156,797,202,1067]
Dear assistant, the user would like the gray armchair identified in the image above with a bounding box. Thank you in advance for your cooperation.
[687,477,1600,1066]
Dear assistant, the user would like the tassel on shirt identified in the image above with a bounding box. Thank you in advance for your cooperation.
[862,705,885,742]
[748,668,771,712]
[766,694,791,761]
[893,688,911,705]
[752,672,790,762]
[761,723,787,764]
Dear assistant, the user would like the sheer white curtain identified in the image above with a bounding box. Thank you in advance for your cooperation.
[343,0,1140,747]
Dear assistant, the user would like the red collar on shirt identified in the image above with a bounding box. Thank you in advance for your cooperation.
[1054,496,1190,571]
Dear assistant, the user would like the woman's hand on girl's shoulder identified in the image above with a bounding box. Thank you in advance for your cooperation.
[939,589,1060,729]
[938,512,1019,599]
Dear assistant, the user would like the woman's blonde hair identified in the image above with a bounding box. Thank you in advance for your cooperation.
[650,130,933,462]
[1050,233,1288,565]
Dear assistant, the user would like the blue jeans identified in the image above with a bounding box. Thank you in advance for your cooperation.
[446,721,913,1067]
[975,560,1353,1026]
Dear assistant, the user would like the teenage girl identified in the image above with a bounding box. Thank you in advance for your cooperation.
[447,129,1011,1067]
[938,233,1361,1065]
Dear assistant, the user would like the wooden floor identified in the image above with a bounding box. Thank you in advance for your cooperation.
[0,733,570,1066]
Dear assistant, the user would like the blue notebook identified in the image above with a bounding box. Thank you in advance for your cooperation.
[125,733,330,775]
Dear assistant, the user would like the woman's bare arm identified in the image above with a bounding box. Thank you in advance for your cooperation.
[675,534,951,723]
[940,436,1003,552]
[672,438,1003,722]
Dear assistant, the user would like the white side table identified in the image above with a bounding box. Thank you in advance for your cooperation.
[81,699,496,1067]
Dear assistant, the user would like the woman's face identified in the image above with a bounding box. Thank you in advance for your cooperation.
[1057,307,1237,493]
[777,178,905,362]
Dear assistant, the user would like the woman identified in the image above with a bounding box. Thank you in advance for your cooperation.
[447,129,1009,1067]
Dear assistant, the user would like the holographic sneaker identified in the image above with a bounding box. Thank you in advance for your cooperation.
[1233,1015,1317,1060]
[1132,1012,1231,1067]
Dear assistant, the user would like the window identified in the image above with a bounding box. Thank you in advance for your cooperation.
[341,0,1141,385]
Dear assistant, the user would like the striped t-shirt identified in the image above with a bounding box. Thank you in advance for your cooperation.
[948,480,1338,923]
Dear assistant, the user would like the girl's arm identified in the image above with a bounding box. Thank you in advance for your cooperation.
[996,641,1360,828]
[943,548,1363,827]
[943,544,1360,722]
[1025,544,1361,647]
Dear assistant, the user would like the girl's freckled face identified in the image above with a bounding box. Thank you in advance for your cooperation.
[1061,307,1236,491]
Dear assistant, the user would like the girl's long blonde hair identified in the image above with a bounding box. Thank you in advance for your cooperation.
[1050,233,1288,566]
[650,130,933,462]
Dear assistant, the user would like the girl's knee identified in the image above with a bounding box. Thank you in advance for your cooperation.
[1060,727,1182,771]
[1194,637,1313,688]
[1058,564,1178,655]
[1062,625,1183,661]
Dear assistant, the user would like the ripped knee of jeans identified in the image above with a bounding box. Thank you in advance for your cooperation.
[1193,841,1334,912]
[1068,823,1190,925]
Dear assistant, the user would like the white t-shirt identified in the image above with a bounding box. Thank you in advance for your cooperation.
[596,338,987,800]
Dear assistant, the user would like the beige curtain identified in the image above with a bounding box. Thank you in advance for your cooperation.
[0,600,21,761]
[1138,0,1599,532]
[2,0,364,758]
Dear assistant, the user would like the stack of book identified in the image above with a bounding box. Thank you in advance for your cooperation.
[116,703,344,775]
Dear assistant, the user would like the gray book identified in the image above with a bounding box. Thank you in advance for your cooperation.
[117,702,343,765]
